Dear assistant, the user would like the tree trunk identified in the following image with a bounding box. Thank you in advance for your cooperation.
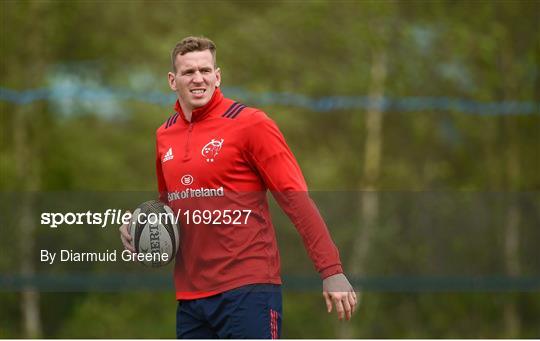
[503,201,520,338]
[500,36,523,337]
[339,50,387,338]
[503,120,521,338]
[14,107,43,338]
[353,50,387,271]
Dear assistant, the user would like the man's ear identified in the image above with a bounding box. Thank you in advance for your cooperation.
[215,67,221,87]
[168,72,177,91]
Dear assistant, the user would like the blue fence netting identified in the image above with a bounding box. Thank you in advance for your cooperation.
[1,274,539,292]
[1,86,539,116]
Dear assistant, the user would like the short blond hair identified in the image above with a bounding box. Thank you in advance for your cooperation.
[171,36,217,72]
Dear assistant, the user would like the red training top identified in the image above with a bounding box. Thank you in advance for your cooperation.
[155,87,343,300]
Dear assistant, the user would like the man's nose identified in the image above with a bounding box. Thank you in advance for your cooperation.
[192,71,204,83]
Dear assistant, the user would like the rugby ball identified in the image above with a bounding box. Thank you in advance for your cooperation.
[129,200,179,267]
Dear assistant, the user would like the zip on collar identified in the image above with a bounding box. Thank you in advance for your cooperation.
[174,87,224,124]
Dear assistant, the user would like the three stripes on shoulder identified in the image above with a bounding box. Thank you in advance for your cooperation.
[221,102,246,119]
[164,102,247,129]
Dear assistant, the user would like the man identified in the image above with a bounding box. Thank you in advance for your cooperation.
[120,36,357,339]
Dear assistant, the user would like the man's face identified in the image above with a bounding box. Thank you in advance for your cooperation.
[168,50,221,112]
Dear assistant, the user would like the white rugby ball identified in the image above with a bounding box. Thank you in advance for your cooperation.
[129,200,179,267]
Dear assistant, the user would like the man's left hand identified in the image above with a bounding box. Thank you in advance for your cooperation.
[322,273,358,321]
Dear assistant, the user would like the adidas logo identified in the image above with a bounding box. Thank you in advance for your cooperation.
[162,148,174,163]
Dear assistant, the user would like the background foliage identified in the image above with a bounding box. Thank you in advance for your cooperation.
[1,0,539,338]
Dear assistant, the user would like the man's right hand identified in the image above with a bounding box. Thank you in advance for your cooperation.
[119,211,135,252]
